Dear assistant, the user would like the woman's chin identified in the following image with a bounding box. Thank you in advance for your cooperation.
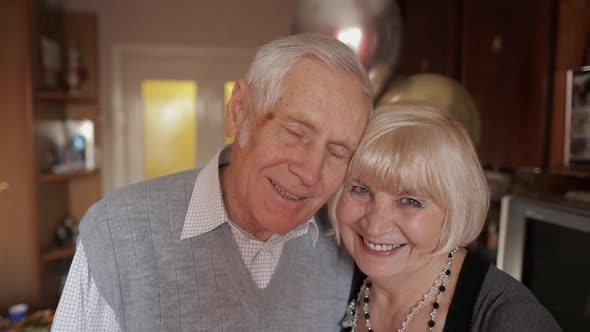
[356,259,405,280]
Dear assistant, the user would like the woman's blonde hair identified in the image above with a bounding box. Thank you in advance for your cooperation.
[329,101,489,254]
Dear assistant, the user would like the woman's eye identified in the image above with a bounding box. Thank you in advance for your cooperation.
[399,197,422,208]
[350,185,371,196]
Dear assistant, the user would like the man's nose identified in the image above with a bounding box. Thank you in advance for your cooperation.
[290,145,324,186]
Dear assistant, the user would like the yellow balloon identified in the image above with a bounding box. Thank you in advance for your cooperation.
[378,74,481,144]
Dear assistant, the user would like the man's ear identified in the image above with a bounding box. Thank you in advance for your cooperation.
[225,80,249,139]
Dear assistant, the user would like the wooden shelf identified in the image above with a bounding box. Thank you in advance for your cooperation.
[550,167,590,178]
[39,169,99,183]
[0,5,101,310]
[35,91,97,104]
[41,245,76,263]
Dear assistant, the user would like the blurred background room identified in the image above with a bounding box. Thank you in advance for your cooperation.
[1,0,590,330]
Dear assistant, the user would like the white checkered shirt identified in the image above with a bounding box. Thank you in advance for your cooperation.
[52,148,319,331]
[180,147,319,288]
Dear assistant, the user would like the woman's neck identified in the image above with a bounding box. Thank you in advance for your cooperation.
[366,248,467,331]
[371,253,448,305]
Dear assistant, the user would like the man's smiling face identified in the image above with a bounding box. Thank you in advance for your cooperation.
[223,57,370,240]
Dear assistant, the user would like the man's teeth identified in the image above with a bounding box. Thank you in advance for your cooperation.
[363,238,405,252]
[273,183,301,201]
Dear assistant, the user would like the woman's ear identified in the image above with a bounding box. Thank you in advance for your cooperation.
[224,80,249,139]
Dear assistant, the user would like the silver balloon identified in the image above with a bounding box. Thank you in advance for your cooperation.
[378,73,481,144]
[293,0,403,98]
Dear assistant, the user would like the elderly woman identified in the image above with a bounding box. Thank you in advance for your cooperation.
[332,102,560,331]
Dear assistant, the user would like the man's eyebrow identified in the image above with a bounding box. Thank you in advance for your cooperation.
[285,114,315,131]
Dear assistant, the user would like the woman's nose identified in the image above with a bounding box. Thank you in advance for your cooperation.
[363,197,397,236]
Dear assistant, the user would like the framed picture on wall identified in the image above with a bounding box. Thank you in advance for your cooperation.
[565,66,590,167]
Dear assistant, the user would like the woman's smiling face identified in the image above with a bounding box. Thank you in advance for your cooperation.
[336,178,447,280]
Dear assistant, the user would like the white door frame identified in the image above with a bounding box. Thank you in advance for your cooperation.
[110,44,254,191]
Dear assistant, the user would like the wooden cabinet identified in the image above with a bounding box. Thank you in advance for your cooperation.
[0,0,101,311]
[460,0,554,168]
[398,0,590,171]
[396,0,460,77]
[0,0,40,313]
[550,0,590,169]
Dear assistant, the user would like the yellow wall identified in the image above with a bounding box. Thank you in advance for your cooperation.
[142,80,197,179]
[224,81,235,144]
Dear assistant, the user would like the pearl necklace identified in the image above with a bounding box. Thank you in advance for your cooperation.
[342,248,458,332]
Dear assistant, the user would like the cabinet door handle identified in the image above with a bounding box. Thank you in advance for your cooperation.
[0,182,10,194]
[491,35,503,53]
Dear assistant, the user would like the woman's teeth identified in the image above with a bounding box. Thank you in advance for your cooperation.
[363,238,405,252]
[273,183,301,201]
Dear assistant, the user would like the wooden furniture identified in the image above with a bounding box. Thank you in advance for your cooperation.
[550,0,590,169]
[396,0,590,268]
[460,0,554,168]
[0,0,100,312]
[396,0,460,77]
[398,0,590,171]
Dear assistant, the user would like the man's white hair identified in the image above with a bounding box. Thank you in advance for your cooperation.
[237,33,372,146]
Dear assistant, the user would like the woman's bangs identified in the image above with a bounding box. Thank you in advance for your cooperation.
[348,131,438,198]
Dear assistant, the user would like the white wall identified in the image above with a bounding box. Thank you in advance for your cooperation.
[62,0,297,194]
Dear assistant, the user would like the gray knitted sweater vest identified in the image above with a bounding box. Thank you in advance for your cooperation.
[80,169,353,331]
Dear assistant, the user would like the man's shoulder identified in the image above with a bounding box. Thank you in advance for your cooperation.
[101,169,200,207]
[81,169,200,230]
[113,169,199,198]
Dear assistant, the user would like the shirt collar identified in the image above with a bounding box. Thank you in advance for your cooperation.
[229,216,319,247]
[180,146,319,246]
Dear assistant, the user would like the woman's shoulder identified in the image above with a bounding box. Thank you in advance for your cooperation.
[471,261,562,331]
[478,263,548,309]
[480,263,534,298]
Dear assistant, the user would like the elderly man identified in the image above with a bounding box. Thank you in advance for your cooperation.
[52,33,372,331]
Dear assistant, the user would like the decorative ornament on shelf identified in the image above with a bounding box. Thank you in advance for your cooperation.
[8,303,28,324]
[66,44,80,93]
[378,73,481,145]
[39,36,61,90]
[55,216,76,247]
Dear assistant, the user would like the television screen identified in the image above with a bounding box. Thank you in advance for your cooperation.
[521,218,590,331]
[498,195,590,331]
